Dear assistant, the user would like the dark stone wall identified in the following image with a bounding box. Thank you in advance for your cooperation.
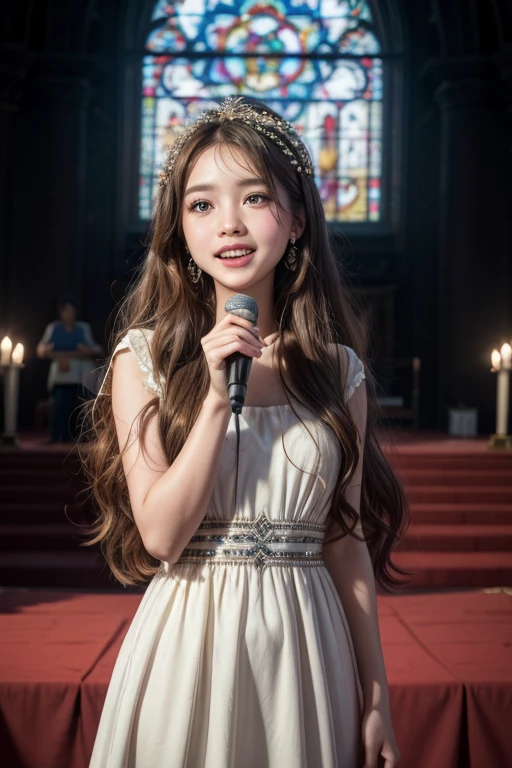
[0,0,511,434]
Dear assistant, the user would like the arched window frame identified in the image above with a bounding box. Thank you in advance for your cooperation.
[120,1,406,241]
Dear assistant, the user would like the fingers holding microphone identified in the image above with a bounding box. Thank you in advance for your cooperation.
[201,312,266,408]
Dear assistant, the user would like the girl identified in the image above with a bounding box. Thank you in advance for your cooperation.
[83,96,408,768]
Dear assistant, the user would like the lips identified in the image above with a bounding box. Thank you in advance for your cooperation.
[214,244,256,258]
[215,250,255,268]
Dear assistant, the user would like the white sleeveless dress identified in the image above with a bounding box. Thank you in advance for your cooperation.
[89,328,366,768]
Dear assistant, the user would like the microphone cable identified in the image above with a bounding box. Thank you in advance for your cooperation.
[224,294,259,519]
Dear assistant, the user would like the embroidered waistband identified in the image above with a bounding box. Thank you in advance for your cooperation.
[177,512,325,571]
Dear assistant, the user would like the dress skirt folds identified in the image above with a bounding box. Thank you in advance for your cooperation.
[89,329,367,768]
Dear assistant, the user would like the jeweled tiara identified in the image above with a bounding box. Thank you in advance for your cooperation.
[159,96,314,186]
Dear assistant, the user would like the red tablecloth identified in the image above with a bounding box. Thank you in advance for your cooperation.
[382,591,512,768]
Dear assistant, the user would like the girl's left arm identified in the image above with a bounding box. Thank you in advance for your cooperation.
[323,378,400,768]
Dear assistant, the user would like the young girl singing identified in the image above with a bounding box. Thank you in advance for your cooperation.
[84,96,408,768]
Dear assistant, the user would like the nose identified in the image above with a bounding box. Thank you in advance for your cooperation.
[217,203,248,237]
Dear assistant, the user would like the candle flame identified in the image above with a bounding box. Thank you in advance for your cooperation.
[12,343,24,365]
[1,336,12,365]
[491,349,501,370]
[500,343,512,368]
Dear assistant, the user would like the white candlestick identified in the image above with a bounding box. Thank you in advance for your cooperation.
[496,369,510,436]
[4,364,20,435]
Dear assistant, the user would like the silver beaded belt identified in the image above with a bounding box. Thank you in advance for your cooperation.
[177,512,325,572]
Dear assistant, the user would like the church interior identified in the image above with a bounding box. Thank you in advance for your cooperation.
[0,0,511,766]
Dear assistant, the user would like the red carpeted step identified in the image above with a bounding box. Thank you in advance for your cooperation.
[392,551,512,590]
[1,485,87,503]
[0,550,120,589]
[386,454,512,471]
[397,524,512,552]
[0,468,80,482]
[405,485,512,504]
[0,453,84,469]
[396,469,512,486]
[0,502,91,525]
[2,436,511,591]
[409,502,512,524]
[0,523,92,551]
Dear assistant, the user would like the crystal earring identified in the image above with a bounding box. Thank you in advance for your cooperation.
[186,246,202,284]
[284,238,299,272]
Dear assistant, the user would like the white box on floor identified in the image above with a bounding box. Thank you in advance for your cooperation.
[448,407,478,436]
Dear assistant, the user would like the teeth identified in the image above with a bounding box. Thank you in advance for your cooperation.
[219,249,253,259]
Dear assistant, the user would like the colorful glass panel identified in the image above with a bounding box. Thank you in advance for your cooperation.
[140,1,383,222]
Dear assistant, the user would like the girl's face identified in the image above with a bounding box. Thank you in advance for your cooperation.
[181,144,304,291]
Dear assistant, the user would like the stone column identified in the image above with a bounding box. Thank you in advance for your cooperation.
[422,58,512,434]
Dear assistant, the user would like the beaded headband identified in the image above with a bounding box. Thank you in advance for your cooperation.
[159,96,314,186]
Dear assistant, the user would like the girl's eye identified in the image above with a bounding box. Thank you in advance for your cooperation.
[190,200,211,213]
[246,193,269,205]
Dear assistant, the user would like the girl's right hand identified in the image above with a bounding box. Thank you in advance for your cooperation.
[201,314,266,407]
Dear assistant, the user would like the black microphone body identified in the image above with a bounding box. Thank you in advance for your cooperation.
[224,294,259,414]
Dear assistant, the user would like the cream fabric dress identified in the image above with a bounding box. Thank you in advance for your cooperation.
[89,328,366,768]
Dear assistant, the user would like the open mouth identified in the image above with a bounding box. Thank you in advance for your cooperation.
[215,248,255,260]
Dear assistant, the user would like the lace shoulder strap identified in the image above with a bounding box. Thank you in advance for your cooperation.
[343,345,366,403]
[96,327,165,400]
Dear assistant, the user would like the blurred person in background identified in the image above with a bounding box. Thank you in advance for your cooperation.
[37,293,103,443]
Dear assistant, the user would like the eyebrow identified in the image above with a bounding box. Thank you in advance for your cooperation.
[184,178,267,196]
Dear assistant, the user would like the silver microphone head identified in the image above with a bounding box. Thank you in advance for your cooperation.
[225,294,258,325]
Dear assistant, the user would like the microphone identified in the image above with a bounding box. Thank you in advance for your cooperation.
[224,294,259,414]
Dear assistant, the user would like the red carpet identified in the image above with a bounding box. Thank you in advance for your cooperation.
[382,434,512,590]
[1,430,511,591]
[0,587,510,768]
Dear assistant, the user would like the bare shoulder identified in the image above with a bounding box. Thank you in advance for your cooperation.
[110,345,160,447]
[110,343,142,392]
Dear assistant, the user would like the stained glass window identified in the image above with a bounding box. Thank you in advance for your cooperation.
[140,0,383,223]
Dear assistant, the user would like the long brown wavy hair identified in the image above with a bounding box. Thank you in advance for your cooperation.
[78,98,410,590]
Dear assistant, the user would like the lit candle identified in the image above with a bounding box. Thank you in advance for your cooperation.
[1,336,12,365]
[502,343,512,368]
[12,344,24,365]
[492,346,511,437]
[1,338,23,445]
